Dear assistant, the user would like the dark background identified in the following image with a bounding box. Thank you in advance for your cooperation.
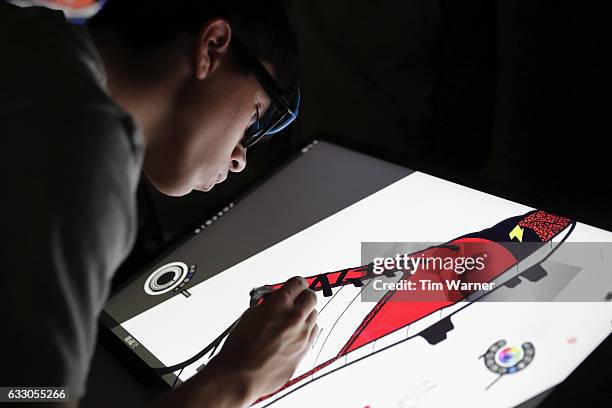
[120,0,611,276]
[115,1,610,407]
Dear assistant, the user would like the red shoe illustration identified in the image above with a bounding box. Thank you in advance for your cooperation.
[251,210,574,404]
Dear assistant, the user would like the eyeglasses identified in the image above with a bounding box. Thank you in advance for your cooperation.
[231,37,300,149]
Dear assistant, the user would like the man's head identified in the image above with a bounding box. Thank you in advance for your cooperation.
[88,0,298,196]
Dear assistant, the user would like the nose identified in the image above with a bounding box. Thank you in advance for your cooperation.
[229,144,247,173]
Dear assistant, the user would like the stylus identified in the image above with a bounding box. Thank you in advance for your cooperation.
[249,285,276,307]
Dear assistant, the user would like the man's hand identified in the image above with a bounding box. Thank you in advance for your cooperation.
[211,276,319,399]
[156,276,318,408]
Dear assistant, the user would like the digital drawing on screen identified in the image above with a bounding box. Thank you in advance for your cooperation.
[150,210,576,405]
[113,171,612,408]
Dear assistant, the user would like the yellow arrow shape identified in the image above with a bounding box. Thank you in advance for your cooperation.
[509,225,524,242]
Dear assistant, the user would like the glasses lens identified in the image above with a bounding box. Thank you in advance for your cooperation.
[241,86,300,148]
[233,34,301,148]
[265,86,300,135]
[242,106,286,148]
[242,120,264,148]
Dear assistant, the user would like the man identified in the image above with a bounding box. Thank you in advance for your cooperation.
[0,1,317,406]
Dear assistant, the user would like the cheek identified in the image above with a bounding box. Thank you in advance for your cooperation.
[155,79,255,191]
[143,124,213,195]
[188,108,249,168]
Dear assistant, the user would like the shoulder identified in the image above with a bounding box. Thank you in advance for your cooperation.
[1,2,141,143]
[0,4,144,251]
[0,2,144,186]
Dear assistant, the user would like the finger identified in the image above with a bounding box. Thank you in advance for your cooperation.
[267,276,307,306]
[293,288,317,317]
[308,323,319,347]
[304,308,317,329]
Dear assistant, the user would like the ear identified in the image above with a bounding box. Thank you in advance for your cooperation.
[194,18,232,80]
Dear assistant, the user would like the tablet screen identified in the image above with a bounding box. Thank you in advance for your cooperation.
[102,171,612,407]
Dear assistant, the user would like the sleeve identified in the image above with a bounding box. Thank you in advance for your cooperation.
[0,104,142,398]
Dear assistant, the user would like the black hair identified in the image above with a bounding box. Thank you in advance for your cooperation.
[88,0,298,91]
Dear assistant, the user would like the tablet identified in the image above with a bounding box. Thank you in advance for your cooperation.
[101,141,612,407]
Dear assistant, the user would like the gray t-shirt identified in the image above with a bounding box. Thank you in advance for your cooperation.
[0,3,143,397]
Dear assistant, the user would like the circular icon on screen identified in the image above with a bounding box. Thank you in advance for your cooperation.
[495,346,524,367]
[144,262,189,295]
[483,339,535,375]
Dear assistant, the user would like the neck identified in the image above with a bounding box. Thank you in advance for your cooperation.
[89,28,192,147]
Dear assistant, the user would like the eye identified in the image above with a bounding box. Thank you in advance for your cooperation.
[249,104,261,128]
